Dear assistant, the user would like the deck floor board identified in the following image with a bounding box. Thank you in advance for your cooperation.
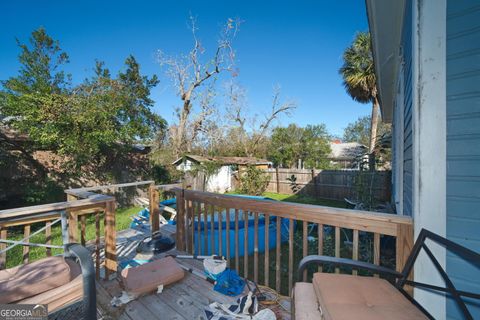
[96,225,291,320]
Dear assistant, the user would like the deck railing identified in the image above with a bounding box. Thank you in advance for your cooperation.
[168,188,414,295]
[0,181,415,296]
[0,194,116,279]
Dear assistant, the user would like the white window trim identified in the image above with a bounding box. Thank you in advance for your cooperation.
[412,0,447,318]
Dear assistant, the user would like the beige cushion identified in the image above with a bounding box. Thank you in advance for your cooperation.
[18,272,83,312]
[121,256,184,295]
[312,273,428,320]
[0,257,80,304]
[294,282,323,320]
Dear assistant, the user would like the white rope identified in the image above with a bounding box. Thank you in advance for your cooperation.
[0,218,62,254]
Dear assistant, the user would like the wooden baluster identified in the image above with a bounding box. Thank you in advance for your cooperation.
[352,229,359,275]
[288,218,294,294]
[218,207,223,257]
[276,217,281,293]
[175,189,185,251]
[226,208,230,267]
[0,228,7,269]
[235,209,239,272]
[374,232,380,278]
[185,200,190,254]
[149,185,160,233]
[68,210,79,243]
[210,205,215,255]
[264,214,270,287]
[187,200,194,254]
[335,226,340,274]
[45,221,52,257]
[104,201,117,280]
[23,225,31,264]
[318,223,323,272]
[197,202,201,256]
[244,210,249,278]
[303,221,308,281]
[80,215,86,246]
[203,204,208,255]
[253,212,259,284]
[95,212,101,280]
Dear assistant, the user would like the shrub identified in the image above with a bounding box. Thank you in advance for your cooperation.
[238,166,270,196]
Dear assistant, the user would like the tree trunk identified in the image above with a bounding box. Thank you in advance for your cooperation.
[368,96,380,171]
[369,96,380,153]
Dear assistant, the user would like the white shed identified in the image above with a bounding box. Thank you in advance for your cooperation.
[172,155,272,193]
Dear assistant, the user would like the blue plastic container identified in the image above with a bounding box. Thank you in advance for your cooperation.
[192,195,292,257]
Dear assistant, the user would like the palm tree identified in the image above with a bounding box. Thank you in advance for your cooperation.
[339,32,379,154]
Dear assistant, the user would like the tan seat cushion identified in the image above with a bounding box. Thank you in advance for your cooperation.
[0,257,81,304]
[121,256,184,295]
[312,273,428,320]
[294,282,323,320]
[18,272,83,312]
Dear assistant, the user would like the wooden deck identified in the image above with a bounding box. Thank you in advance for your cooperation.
[94,225,291,320]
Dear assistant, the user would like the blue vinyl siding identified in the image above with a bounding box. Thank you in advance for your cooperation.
[446,0,480,318]
[402,0,414,216]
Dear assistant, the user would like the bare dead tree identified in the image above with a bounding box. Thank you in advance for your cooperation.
[158,16,241,157]
[226,82,296,157]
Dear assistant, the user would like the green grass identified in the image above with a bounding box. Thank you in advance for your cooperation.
[5,206,142,268]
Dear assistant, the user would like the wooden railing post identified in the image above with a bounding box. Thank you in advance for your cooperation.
[175,188,186,251]
[104,200,117,280]
[0,228,7,270]
[275,167,280,193]
[149,184,160,233]
[66,195,79,243]
[396,223,414,295]
[396,224,414,273]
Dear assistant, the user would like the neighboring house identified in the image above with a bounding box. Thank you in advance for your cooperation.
[366,0,479,318]
[328,141,367,169]
[172,155,272,193]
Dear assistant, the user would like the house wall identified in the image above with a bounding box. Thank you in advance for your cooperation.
[393,1,448,318]
[446,0,480,318]
[401,0,414,217]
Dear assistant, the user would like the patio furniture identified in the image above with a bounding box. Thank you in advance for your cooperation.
[293,228,480,320]
[0,243,96,320]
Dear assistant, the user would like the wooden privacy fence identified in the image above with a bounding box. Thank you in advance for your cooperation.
[169,188,413,295]
[265,168,392,202]
[0,194,117,279]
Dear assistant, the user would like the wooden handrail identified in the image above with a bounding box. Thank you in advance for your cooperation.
[170,188,414,296]
[65,180,154,197]
[173,189,411,236]
[0,194,114,220]
[0,196,116,279]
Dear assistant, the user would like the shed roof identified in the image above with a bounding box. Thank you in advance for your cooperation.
[328,142,367,160]
[172,155,272,166]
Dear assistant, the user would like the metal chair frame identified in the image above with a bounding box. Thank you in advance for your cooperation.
[297,228,480,320]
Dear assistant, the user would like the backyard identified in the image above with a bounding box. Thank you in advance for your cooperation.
[3,192,349,269]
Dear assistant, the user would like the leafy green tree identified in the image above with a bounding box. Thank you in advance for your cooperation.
[339,32,379,153]
[343,116,391,146]
[302,125,331,168]
[268,124,331,169]
[2,27,70,96]
[238,166,270,196]
[1,28,166,171]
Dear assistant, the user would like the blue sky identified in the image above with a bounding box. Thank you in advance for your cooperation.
[0,0,369,137]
